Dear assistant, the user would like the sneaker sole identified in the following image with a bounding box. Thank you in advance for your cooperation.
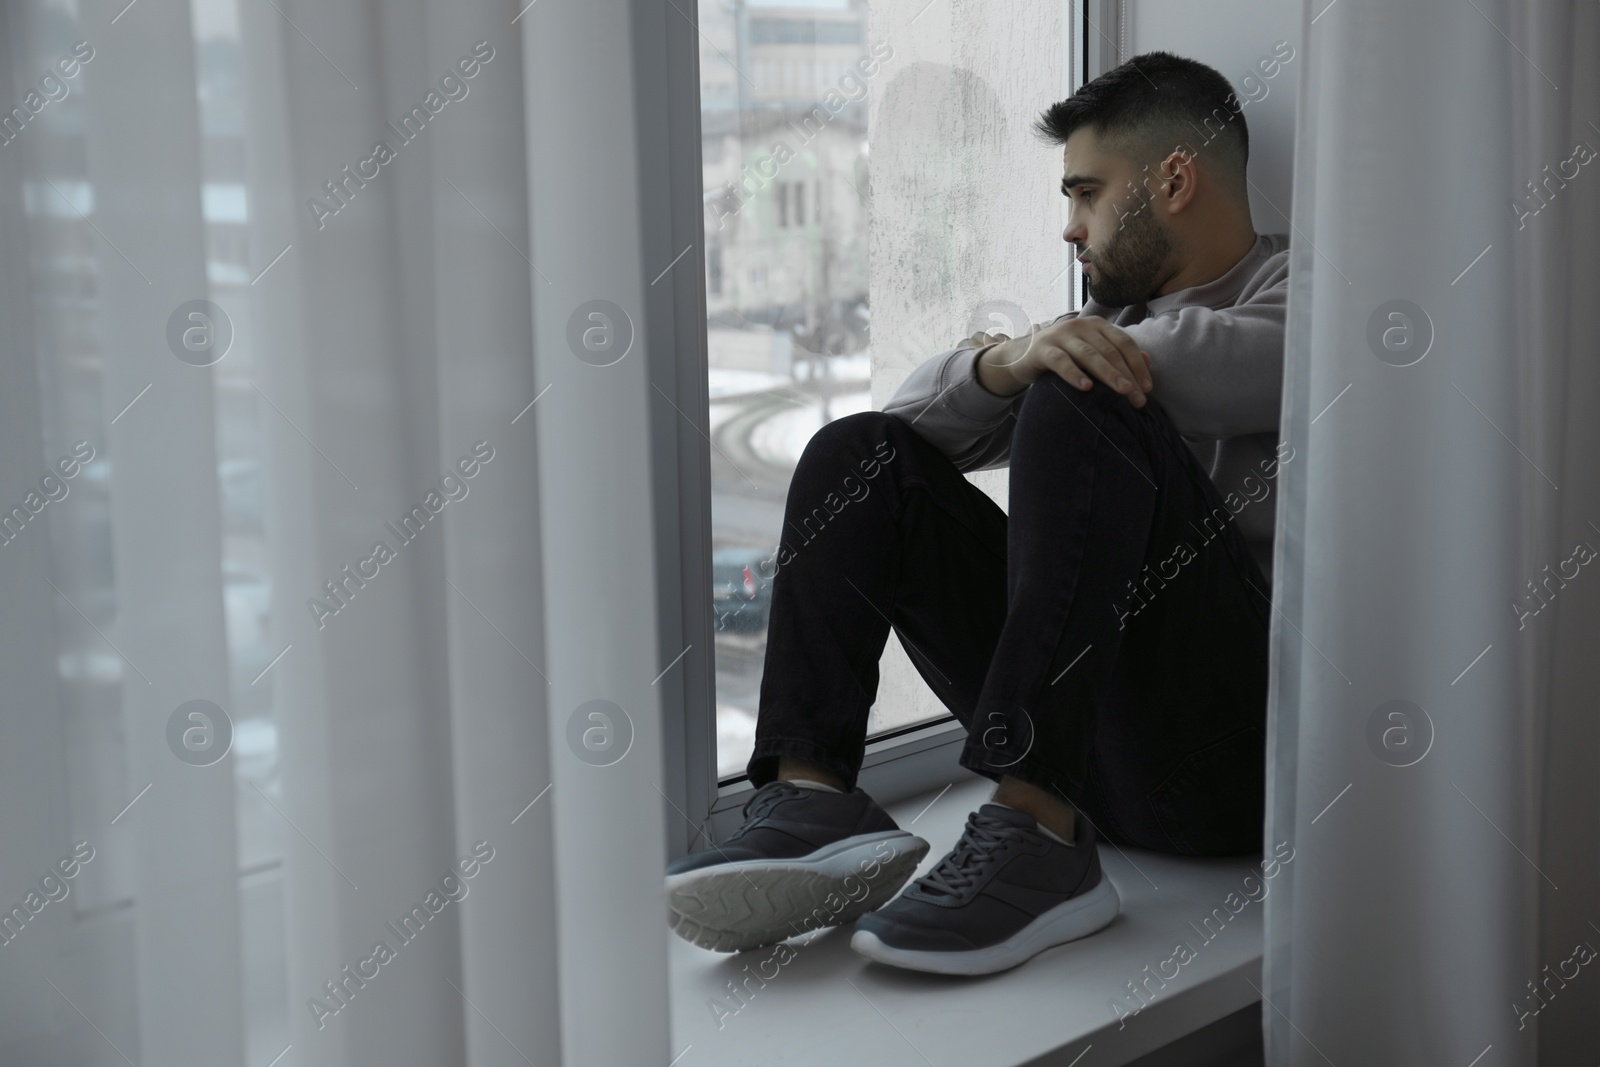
[849,871,1121,975]
[666,830,930,953]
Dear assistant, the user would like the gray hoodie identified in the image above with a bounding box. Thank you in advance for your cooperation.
[882,231,1291,586]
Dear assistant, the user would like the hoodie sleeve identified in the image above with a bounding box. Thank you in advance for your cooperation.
[883,308,1081,467]
[881,316,1076,472]
[1120,254,1290,439]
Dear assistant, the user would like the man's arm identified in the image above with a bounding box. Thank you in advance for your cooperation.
[880,253,1287,464]
[880,306,1131,471]
[880,324,1068,472]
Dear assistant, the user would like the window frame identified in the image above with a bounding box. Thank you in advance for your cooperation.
[658,0,1125,860]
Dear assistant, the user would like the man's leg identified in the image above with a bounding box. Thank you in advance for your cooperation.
[749,379,1269,853]
[746,408,1010,791]
[851,375,1271,974]
[964,374,1272,857]
[665,409,1011,955]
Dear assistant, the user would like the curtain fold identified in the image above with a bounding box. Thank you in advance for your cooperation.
[1265,1,1600,1061]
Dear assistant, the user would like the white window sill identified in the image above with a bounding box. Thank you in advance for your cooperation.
[671,774,1267,1066]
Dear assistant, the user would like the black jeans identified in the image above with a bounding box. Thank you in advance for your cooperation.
[745,376,1273,857]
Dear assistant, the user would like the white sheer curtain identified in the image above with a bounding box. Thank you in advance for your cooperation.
[1265,0,1600,1062]
[0,0,680,1063]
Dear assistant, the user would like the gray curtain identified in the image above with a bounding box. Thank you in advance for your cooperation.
[1264,0,1600,1062]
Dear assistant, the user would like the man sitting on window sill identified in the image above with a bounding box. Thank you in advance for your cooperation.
[666,50,1291,977]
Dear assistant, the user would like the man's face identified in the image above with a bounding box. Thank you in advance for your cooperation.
[1060,128,1175,308]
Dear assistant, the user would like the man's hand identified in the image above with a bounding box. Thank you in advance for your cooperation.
[979,318,1153,407]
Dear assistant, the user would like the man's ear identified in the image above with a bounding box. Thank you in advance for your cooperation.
[1153,149,1199,213]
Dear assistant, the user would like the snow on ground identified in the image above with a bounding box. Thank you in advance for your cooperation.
[749,390,873,468]
[709,356,871,398]
[716,701,757,778]
[831,353,870,379]
[708,368,790,399]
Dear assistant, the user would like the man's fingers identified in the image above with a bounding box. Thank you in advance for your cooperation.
[1051,336,1147,407]
[1045,340,1098,388]
[1056,351,1093,390]
[1078,335,1148,404]
[1088,351,1148,407]
[1097,323,1153,391]
[1024,318,1151,404]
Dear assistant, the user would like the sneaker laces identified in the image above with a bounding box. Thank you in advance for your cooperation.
[727,781,804,840]
[914,811,1015,900]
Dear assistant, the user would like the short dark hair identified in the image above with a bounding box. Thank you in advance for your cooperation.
[1034,51,1249,197]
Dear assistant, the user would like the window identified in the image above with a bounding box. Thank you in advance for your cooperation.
[772,181,809,229]
[694,0,1097,791]
[748,16,864,46]
[700,1,878,780]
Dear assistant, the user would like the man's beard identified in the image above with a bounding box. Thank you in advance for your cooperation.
[1083,207,1174,308]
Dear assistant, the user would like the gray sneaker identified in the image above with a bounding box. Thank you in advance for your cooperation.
[665,780,930,953]
[851,803,1120,974]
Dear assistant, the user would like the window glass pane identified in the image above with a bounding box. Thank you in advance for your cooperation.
[700,0,911,779]
[700,0,1080,781]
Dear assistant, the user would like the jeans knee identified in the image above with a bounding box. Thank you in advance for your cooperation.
[799,410,905,469]
[1013,374,1122,447]
[1019,374,1120,421]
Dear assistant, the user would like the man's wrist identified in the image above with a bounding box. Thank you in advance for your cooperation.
[974,339,1029,398]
